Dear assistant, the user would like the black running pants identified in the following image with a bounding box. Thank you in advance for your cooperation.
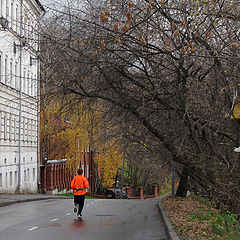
[74,194,85,215]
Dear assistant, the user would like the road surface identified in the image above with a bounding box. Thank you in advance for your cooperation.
[0,198,168,240]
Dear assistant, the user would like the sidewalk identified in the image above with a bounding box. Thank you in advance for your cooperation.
[0,194,72,207]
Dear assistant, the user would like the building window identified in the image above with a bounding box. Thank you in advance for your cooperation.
[4,115,7,139]
[0,113,1,140]
[14,118,17,141]
[0,173,2,187]
[6,0,9,17]
[11,2,14,29]
[27,169,30,181]
[9,115,12,140]
[23,70,26,93]
[5,57,8,84]
[33,168,35,181]
[10,60,13,86]
[5,173,7,187]
[14,171,17,184]
[31,157,32,161]
[31,73,33,95]
[14,157,16,163]
[15,6,18,32]
[0,54,2,83]
[22,118,25,141]
[27,72,30,94]
[4,158,6,164]
[23,157,25,163]
[26,119,29,141]
[10,171,12,185]
[29,120,32,142]
[15,62,18,89]
[32,120,34,141]
[34,120,37,141]
[0,0,3,17]
[24,170,26,181]
[34,75,37,97]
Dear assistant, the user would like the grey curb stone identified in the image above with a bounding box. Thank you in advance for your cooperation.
[158,193,180,240]
[0,196,72,207]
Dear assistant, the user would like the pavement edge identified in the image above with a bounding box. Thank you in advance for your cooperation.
[158,193,180,240]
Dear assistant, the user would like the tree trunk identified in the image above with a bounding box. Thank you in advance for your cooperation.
[175,165,189,197]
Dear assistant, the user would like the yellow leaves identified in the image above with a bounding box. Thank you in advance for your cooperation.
[122,23,131,32]
[115,37,121,45]
[73,37,85,46]
[141,36,147,46]
[231,41,239,48]
[128,1,134,8]
[180,46,187,54]
[95,140,123,187]
[126,11,131,21]
[100,10,109,23]
[173,29,180,37]
[180,20,186,28]
[98,47,102,53]
[171,21,176,29]
[160,0,165,6]
[100,40,105,47]
[133,13,137,21]
[113,23,119,32]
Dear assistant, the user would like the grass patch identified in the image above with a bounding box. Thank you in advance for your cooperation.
[159,182,172,196]
[188,208,240,239]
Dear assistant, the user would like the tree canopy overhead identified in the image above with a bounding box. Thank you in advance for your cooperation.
[41,0,240,212]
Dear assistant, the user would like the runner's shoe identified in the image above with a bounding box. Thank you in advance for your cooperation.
[74,204,78,213]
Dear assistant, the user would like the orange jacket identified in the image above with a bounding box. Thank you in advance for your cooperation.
[71,174,89,195]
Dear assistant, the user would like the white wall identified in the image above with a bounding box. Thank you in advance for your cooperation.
[0,0,43,193]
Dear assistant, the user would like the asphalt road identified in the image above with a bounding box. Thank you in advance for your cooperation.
[0,198,168,240]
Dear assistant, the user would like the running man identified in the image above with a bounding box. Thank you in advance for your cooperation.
[71,168,89,219]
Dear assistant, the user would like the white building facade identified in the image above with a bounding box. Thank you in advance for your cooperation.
[0,0,44,193]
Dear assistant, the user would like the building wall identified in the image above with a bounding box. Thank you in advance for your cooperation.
[0,0,43,193]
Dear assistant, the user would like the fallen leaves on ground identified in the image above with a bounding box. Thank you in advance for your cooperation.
[162,196,219,240]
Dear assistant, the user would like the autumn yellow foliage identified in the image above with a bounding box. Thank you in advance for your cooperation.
[95,140,123,187]
[41,97,123,187]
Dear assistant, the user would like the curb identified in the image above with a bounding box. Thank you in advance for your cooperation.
[158,193,180,240]
[0,196,73,207]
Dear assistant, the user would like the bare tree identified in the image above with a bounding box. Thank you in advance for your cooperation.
[40,0,240,212]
